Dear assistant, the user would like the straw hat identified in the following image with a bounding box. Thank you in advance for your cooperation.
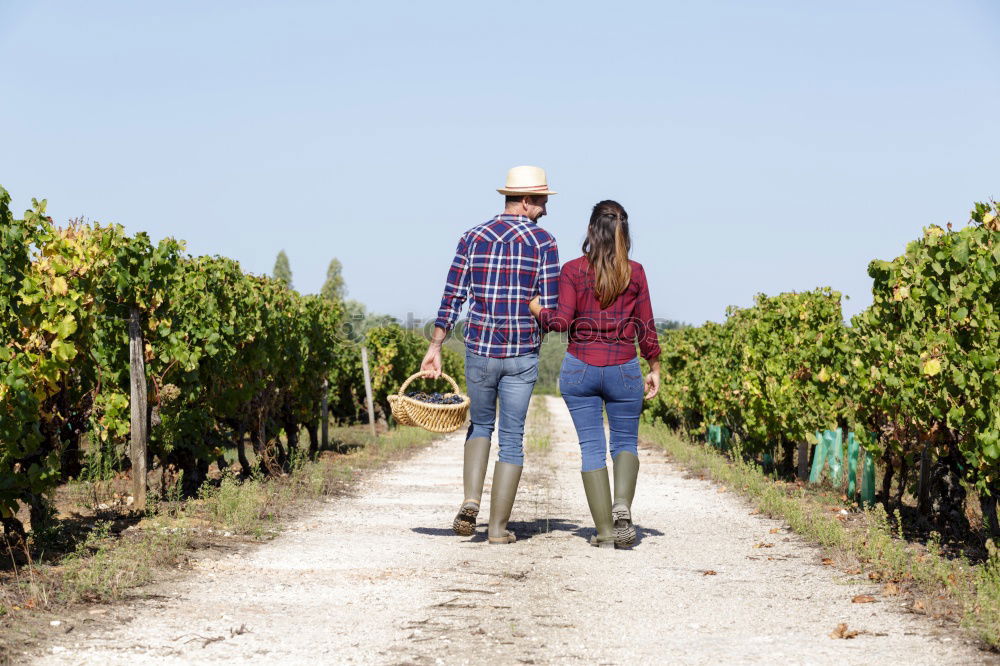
[497,165,557,196]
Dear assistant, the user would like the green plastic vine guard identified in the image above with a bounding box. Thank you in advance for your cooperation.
[860,432,877,507]
[762,444,774,470]
[846,432,859,498]
[809,431,826,483]
[828,428,844,486]
[706,425,731,451]
[706,425,720,448]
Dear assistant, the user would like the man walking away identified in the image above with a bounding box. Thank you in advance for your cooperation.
[420,166,559,544]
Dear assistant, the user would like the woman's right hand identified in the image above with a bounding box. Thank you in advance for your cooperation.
[644,359,661,400]
[527,294,542,318]
[644,371,660,400]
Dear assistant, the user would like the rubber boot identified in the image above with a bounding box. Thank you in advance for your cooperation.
[488,461,522,544]
[612,451,639,547]
[581,468,615,549]
[453,437,491,536]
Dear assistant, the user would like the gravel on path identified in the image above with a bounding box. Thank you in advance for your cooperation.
[33,396,987,665]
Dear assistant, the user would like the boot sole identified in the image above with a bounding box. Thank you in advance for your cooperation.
[452,503,479,536]
[612,506,636,547]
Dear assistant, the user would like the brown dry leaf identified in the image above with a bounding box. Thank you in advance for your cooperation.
[753,542,775,549]
[748,509,761,515]
[702,570,717,576]
[830,623,860,639]
[883,582,900,596]
[913,600,926,611]
[769,528,781,534]
[868,572,882,581]
[821,558,835,566]
[845,568,862,575]
[852,595,876,604]
[717,487,727,493]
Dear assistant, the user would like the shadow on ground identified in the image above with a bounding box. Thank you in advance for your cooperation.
[412,519,664,547]
[412,517,583,543]
[2,510,147,569]
[570,523,664,548]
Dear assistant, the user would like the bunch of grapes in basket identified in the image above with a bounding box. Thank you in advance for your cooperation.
[404,391,464,405]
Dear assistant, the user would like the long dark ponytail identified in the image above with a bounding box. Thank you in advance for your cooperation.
[582,200,631,309]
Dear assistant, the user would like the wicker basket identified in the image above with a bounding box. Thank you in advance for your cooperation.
[388,372,470,433]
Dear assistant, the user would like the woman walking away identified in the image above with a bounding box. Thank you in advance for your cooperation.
[529,200,660,548]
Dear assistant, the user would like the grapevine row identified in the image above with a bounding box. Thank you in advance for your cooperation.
[645,201,999,536]
[0,186,462,534]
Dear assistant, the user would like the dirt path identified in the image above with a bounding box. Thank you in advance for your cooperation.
[34,396,985,664]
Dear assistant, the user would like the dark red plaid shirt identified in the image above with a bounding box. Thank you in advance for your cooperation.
[435,214,560,358]
[539,256,661,366]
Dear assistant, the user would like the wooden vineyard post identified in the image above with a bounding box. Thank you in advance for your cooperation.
[360,346,377,438]
[321,377,329,449]
[797,441,809,481]
[128,307,148,512]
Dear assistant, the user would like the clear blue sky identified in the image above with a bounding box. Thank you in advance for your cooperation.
[2,1,998,326]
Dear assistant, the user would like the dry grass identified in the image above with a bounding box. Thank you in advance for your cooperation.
[59,525,191,603]
[187,424,439,537]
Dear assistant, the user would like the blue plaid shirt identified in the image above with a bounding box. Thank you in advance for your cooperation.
[435,214,560,358]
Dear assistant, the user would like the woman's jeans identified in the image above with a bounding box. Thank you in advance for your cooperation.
[465,350,539,466]
[559,352,644,472]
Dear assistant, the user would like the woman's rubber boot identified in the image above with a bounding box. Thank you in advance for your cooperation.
[488,462,522,544]
[581,467,615,549]
[453,437,491,536]
[612,451,639,547]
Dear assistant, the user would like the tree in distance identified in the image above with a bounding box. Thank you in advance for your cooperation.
[656,320,688,334]
[322,258,347,303]
[344,299,399,342]
[273,250,293,289]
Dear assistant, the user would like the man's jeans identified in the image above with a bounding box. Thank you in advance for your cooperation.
[559,352,644,472]
[465,350,539,466]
